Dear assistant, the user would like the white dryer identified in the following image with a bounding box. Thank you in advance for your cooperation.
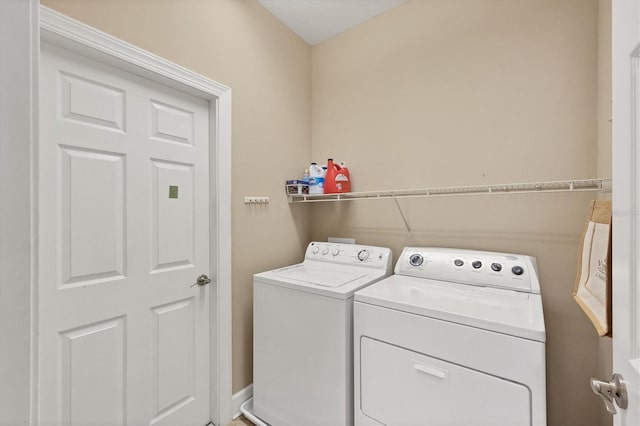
[253,241,392,426]
[354,247,546,426]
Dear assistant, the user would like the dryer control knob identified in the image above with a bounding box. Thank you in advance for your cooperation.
[357,250,370,262]
[409,253,424,267]
[312,246,319,254]
[472,260,482,269]
[332,249,340,256]
[322,248,329,255]
[453,258,464,267]
[491,263,502,272]
[512,266,524,276]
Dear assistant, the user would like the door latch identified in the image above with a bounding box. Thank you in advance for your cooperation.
[590,373,628,415]
[190,274,212,287]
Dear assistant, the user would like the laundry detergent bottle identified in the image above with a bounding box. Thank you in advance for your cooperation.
[339,161,351,191]
[308,162,325,194]
[324,158,351,193]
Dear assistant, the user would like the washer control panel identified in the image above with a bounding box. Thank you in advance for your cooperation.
[395,247,540,294]
[305,242,393,273]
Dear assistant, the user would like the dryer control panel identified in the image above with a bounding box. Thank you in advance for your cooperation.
[395,247,540,294]
[305,242,392,273]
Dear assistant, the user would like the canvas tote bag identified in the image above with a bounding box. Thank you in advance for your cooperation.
[572,200,612,337]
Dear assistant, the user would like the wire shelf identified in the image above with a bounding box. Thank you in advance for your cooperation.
[288,178,612,203]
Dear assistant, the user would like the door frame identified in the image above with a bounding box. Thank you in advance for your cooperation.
[0,3,233,425]
[612,1,640,424]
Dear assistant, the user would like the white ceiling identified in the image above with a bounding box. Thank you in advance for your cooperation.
[257,0,408,45]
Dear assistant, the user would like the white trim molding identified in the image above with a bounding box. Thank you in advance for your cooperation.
[631,41,640,372]
[0,1,39,424]
[39,7,230,98]
[232,384,254,420]
[17,6,232,426]
[612,2,640,424]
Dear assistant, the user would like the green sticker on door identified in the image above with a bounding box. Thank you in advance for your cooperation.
[169,185,179,199]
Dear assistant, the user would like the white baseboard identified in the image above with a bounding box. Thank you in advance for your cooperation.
[232,384,253,419]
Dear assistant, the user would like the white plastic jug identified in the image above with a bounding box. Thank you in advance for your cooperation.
[308,163,325,195]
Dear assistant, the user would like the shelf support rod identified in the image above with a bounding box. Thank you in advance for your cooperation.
[393,198,412,238]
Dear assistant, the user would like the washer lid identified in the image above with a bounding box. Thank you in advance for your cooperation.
[271,264,368,288]
[355,274,546,342]
[254,262,389,299]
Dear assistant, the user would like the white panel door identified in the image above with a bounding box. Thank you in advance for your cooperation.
[38,42,211,426]
[612,1,640,424]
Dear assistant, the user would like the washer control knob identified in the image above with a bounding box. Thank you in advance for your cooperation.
[453,258,464,267]
[409,253,424,267]
[472,260,482,269]
[491,263,502,272]
[512,266,524,276]
[322,248,329,255]
[357,250,370,262]
[312,246,319,254]
[332,249,340,256]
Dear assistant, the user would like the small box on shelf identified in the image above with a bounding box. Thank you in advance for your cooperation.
[286,180,309,195]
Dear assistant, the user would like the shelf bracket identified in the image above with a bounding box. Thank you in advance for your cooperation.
[394,198,412,238]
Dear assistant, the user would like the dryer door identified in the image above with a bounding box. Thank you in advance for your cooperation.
[359,337,531,425]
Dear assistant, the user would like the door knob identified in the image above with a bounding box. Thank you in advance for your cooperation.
[191,274,212,287]
[590,373,628,415]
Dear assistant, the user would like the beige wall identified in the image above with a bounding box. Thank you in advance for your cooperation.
[41,0,312,392]
[311,1,608,424]
[598,0,613,182]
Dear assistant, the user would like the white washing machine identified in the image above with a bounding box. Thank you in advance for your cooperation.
[253,241,393,426]
[354,247,546,426]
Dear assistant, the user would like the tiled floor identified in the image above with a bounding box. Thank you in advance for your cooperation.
[226,415,255,426]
